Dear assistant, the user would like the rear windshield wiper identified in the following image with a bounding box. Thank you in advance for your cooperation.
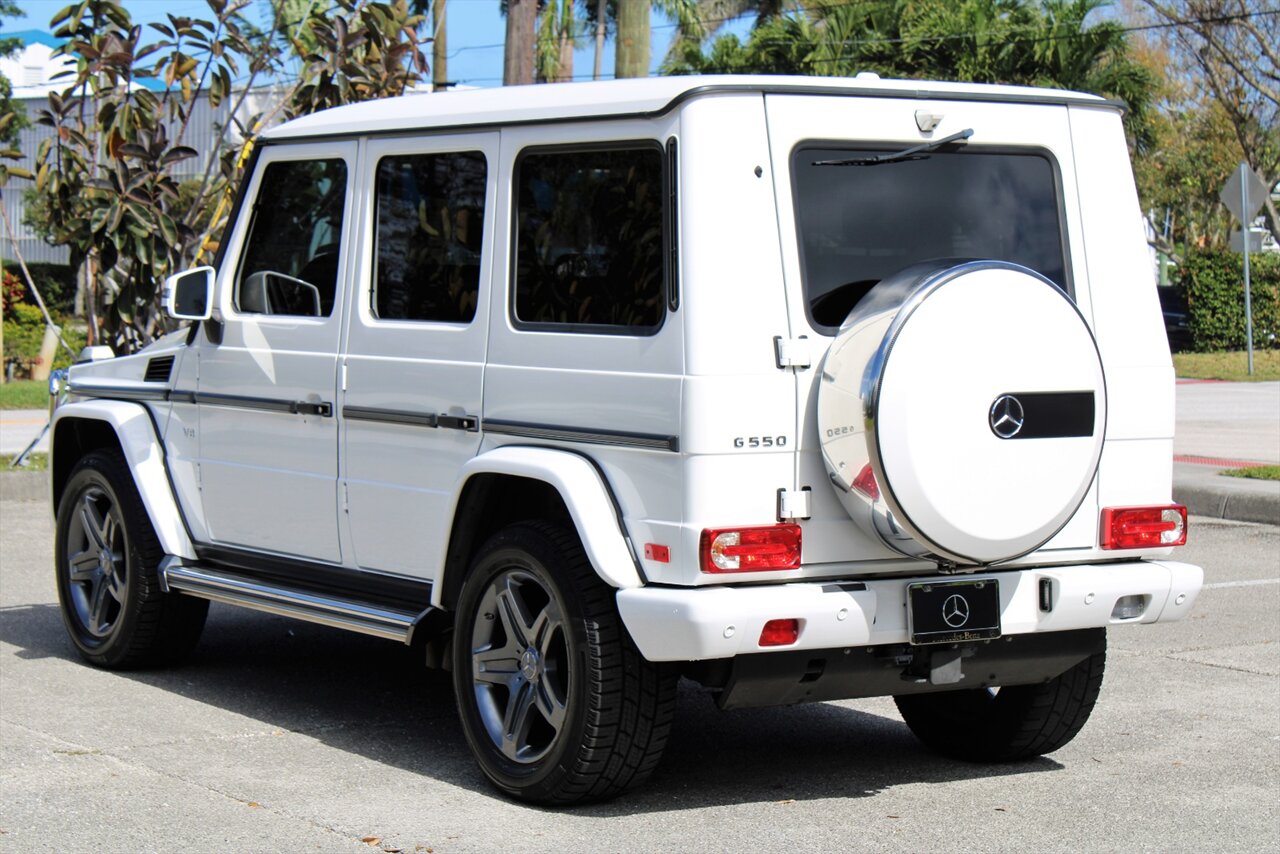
[813,128,974,167]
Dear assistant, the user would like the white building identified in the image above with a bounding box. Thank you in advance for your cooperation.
[2,30,287,265]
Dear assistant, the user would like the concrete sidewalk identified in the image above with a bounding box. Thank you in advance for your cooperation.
[1171,380,1279,525]
[3,382,1279,523]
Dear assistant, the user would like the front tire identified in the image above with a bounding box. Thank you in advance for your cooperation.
[452,522,677,805]
[894,631,1106,761]
[55,449,208,668]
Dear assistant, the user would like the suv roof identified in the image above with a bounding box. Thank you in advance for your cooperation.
[263,74,1117,141]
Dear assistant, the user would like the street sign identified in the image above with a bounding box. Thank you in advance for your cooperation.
[1229,229,1264,253]
[1220,163,1268,225]
[1218,162,1268,376]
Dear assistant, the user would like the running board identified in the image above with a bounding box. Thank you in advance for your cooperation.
[160,558,429,644]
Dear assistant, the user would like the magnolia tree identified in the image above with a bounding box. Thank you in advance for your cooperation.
[32,0,427,352]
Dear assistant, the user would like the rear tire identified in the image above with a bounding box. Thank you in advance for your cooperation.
[452,522,677,805]
[54,450,208,668]
[894,631,1106,761]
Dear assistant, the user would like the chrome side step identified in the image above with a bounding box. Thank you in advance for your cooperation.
[160,559,427,644]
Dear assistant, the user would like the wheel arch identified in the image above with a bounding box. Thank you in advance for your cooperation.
[51,401,196,561]
[433,446,644,610]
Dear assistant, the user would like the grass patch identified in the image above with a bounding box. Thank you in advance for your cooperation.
[1222,465,1280,480]
[1173,350,1280,381]
[0,380,50,409]
[2,452,48,471]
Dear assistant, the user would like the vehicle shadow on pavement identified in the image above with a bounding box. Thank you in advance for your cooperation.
[0,601,1062,814]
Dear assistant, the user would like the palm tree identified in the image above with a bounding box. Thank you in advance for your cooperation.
[537,0,579,81]
[505,0,539,84]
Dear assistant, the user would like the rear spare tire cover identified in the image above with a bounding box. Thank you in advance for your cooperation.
[818,260,1106,566]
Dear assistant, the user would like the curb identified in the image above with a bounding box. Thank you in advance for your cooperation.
[0,470,49,503]
[1173,469,1280,527]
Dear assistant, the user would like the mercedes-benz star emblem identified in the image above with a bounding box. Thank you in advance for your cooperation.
[989,394,1025,439]
[942,594,971,628]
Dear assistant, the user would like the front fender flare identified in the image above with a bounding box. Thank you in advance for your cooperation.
[52,399,195,560]
[433,446,643,608]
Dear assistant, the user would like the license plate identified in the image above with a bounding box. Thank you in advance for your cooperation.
[908,579,1001,645]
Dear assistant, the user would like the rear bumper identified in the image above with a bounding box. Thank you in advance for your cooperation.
[616,559,1203,662]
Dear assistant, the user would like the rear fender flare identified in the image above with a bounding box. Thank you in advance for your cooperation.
[433,446,643,608]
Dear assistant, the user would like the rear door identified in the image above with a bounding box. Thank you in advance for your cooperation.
[762,95,1097,563]
[339,134,497,578]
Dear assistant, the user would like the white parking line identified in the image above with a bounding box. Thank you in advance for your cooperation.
[1204,579,1280,589]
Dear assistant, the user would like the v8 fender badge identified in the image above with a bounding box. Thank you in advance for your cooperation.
[989,394,1025,439]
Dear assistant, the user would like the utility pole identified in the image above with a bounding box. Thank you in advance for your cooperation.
[432,0,447,91]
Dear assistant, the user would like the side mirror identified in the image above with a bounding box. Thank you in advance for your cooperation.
[164,266,215,321]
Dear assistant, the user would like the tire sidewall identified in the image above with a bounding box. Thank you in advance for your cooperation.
[451,527,593,800]
[54,454,151,666]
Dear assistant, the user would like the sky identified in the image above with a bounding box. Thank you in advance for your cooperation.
[0,0,722,87]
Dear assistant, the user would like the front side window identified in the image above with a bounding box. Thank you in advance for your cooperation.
[373,151,487,323]
[792,146,1068,329]
[514,146,665,332]
[236,158,348,318]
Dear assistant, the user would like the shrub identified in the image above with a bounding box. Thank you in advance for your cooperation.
[22,263,77,314]
[3,301,85,376]
[1177,251,1280,352]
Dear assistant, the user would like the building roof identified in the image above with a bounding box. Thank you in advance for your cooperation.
[263,74,1114,141]
[1,29,63,48]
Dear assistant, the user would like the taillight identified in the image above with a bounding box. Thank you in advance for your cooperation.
[1100,505,1187,549]
[700,525,802,573]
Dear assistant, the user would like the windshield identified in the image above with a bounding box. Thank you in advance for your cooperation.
[793,145,1069,329]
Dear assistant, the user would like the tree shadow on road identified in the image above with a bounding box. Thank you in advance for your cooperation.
[0,600,1063,815]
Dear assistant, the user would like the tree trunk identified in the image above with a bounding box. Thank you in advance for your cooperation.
[615,0,650,79]
[432,0,448,91]
[558,32,574,82]
[594,0,606,80]
[504,0,538,86]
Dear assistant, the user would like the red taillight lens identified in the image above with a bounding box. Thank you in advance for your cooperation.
[700,524,802,573]
[852,463,880,500]
[1100,505,1188,549]
[759,618,801,647]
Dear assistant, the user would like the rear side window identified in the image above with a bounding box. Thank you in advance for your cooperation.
[236,158,347,318]
[373,151,487,323]
[513,146,665,332]
[792,146,1068,329]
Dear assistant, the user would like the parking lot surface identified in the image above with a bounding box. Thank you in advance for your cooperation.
[1,499,1277,853]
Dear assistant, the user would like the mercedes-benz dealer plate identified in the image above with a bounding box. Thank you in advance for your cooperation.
[908,579,1001,645]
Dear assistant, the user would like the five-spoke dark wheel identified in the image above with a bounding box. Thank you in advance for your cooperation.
[453,522,677,805]
[55,450,208,668]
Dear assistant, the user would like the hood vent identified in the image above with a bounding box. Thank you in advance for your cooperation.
[145,355,175,383]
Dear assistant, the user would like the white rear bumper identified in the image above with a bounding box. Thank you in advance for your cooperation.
[616,560,1203,662]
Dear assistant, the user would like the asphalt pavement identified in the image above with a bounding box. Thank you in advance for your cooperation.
[1,499,1276,851]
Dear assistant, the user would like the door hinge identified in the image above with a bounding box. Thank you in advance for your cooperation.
[777,487,812,521]
[774,336,811,370]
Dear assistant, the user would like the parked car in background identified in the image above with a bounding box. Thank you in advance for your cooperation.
[1158,285,1194,352]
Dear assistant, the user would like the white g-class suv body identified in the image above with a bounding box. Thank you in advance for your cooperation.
[49,75,1203,804]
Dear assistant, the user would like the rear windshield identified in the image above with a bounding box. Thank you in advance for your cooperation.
[792,145,1068,330]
